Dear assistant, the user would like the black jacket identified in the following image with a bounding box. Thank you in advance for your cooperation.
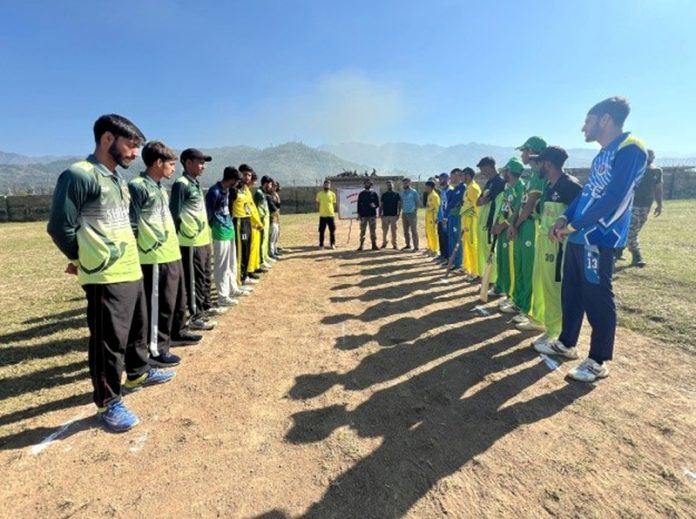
[357,189,379,218]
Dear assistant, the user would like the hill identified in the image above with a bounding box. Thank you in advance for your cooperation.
[0,143,368,194]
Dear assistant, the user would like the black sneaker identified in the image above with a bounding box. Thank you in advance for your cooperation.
[248,272,261,280]
[255,267,269,274]
[170,332,202,346]
[149,352,181,368]
[401,246,411,251]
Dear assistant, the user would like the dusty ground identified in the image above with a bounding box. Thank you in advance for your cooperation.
[1,217,695,518]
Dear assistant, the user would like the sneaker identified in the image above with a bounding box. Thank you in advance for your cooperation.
[534,339,579,359]
[240,284,255,292]
[218,297,239,307]
[98,399,139,433]
[262,262,273,269]
[497,296,510,307]
[190,318,216,330]
[245,277,259,285]
[208,306,228,316]
[401,246,411,251]
[231,289,251,297]
[149,352,181,368]
[123,368,175,393]
[567,358,609,382]
[330,245,337,250]
[267,257,277,263]
[512,314,529,324]
[255,267,269,274]
[532,333,551,346]
[499,303,519,314]
[371,244,379,251]
[516,319,545,332]
[413,248,419,252]
[488,287,502,297]
[356,245,364,252]
[170,332,202,346]
[381,243,388,249]
[248,272,261,280]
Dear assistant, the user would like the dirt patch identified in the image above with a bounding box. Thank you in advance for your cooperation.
[1,218,695,518]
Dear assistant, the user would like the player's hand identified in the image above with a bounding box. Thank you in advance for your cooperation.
[507,226,517,240]
[654,204,663,217]
[65,263,78,275]
[549,218,567,243]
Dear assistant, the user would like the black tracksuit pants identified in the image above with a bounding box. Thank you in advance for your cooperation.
[180,245,212,321]
[234,217,252,283]
[142,260,188,357]
[83,280,150,408]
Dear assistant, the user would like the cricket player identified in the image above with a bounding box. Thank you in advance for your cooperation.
[524,146,581,343]
[47,114,174,432]
[504,136,547,322]
[316,179,337,249]
[539,96,647,382]
[475,157,506,290]
[445,169,465,270]
[461,167,481,280]
[424,180,440,256]
[437,173,452,264]
[492,158,525,305]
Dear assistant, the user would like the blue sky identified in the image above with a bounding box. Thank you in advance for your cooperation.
[1,0,694,156]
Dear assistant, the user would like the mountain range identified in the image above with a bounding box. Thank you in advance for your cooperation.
[2,141,694,195]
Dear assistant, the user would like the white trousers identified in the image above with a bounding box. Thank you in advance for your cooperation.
[213,239,239,299]
[270,222,280,255]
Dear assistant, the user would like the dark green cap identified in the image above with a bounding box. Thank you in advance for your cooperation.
[500,157,524,176]
[515,136,547,153]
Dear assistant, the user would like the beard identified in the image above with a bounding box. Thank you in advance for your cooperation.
[108,142,132,169]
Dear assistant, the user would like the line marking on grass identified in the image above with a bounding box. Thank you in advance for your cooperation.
[30,411,86,456]
[684,468,696,484]
[129,431,149,453]
[539,354,560,371]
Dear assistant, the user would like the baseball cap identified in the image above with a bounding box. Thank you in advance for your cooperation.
[529,145,569,169]
[438,172,449,178]
[476,156,496,168]
[515,136,547,153]
[500,157,524,176]
[180,148,212,163]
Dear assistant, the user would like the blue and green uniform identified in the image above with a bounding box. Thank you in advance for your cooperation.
[511,170,542,314]
[446,183,465,267]
[560,132,647,363]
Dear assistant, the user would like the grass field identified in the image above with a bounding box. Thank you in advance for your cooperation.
[0,202,694,517]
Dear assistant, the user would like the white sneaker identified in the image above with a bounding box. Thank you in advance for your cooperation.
[512,314,528,324]
[499,303,519,314]
[232,289,251,297]
[567,358,609,382]
[245,278,259,285]
[533,333,551,346]
[208,306,229,315]
[516,319,545,332]
[218,297,238,307]
[488,287,502,297]
[497,297,510,307]
[534,339,579,359]
[262,262,272,269]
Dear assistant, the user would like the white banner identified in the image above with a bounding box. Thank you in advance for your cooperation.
[337,187,381,220]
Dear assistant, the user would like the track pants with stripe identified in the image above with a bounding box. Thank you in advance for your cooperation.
[512,219,535,314]
[234,217,252,284]
[446,216,462,268]
[533,202,566,337]
[142,261,187,357]
[438,220,449,260]
[213,239,239,300]
[495,232,514,297]
[83,281,149,407]
[180,245,212,321]
[559,242,616,363]
[476,204,496,285]
[462,214,479,276]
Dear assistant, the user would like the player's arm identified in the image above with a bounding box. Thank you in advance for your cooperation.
[169,180,186,232]
[127,181,144,238]
[46,169,96,263]
[654,169,664,216]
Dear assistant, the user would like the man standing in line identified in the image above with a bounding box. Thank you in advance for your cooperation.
[170,148,222,331]
[256,175,274,270]
[437,172,452,264]
[357,178,380,251]
[266,180,282,258]
[475,157,506,291]
[424,180,441,256]
[129,141,200,371]
[47,114,174,432]
[445,169,465,270]
[540,97,647,382]
[246,169,265,277]
[492,159,526,306]
[461,167,481,280]
[205,166,244,308]
[231,165,263,287]
[624,149,663,267]
[524,146,582,343]
[504,136,547,325]
[380,180,401,249]
[400,177,420,251]
[316,179,337,249]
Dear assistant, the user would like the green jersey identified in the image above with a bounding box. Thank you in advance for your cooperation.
[522,168,547,220]
[47,155,142,285]
[170,174,210,247]
[128,172,182,265]
[498,179,526,225]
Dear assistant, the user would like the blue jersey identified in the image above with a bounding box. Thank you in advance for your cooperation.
[438,185,452,220]
[447,183,466,216]
[566,132,647,248]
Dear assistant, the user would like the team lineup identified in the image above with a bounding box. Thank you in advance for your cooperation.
[45,96,661,434]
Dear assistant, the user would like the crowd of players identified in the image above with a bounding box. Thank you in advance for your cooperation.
[316,97,662,387]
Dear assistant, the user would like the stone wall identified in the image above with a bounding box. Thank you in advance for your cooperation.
[2,167,695,222]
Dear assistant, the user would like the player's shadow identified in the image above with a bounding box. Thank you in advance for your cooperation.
[330,269,437,291]
[329,277,475,303]
[0,359,87,403]
[278,339,593,519]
